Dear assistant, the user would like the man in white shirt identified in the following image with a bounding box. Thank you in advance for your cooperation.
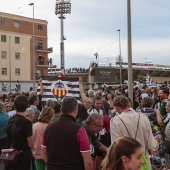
[110,96,159,168]
[88,95,103,115]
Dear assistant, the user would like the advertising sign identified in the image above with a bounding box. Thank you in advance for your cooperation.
[95,68,115,82]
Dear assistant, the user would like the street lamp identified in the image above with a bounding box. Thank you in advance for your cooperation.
[145,58,147,70]
[29,2,35,90]
[127,0,133,105]
[117,29,122,88]
[94,53,99,66]
[145,57,151,73]
[9,36,11,90]
[55,0,71,74]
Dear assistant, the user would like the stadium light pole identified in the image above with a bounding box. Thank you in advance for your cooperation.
[117,29,122,88]
[127,0,133,106]
[55,0,71,74]
[29,2,35,90]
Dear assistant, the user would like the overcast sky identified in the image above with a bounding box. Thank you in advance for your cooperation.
[1,0,170,69]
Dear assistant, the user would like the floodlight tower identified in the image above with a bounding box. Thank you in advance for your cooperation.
[55,0,71,74]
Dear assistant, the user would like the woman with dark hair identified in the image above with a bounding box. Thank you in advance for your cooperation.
[76,103,89,124]
[101,101,111,147]
[151,88,159,107]
[102,136,144,170]
[32,107,54,170]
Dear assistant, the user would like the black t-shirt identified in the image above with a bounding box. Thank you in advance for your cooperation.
[37,94,43,111]
[7,114,32,153]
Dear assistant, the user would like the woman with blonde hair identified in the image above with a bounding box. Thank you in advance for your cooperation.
[102,136,144,170]
[45,100,55,109]
[32,107,54,170]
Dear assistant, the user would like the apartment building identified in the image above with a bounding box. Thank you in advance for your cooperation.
[0,12,53,84]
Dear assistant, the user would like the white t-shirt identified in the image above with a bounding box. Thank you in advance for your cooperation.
[141,93,149,99]
[8,110,16,117]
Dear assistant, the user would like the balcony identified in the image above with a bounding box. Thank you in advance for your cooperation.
[36,60,49,67]
[36,46,53,53]
[36,59,56,68]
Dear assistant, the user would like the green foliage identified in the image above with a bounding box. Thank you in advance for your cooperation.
[122,72,145,83]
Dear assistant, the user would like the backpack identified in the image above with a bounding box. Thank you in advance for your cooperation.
[118,114,150,170]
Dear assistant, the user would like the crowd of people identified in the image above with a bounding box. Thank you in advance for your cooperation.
[0,77,170,170]
[65,68,89,74]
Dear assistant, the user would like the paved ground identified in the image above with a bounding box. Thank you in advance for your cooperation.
[0,161,5,169]
[166,154,170,168]
[0,155,169,170]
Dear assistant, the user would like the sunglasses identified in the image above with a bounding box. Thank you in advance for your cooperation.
[93,123,104,128]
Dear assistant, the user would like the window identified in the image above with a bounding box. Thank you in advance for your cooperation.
[38,56,44,65]
[14,21,19,28]
[15,68,20,76]
[15,52,20,60]
[38,25,43,31]
[15,37,20,44]
[1,51,7,59]
[39,69,43,76]
[1,19,6,26]
[2,68,7,75]
[1,35,6,42]
[38,40,43,50]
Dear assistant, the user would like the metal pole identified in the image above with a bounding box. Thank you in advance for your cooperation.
[97,53,99,66]
[117,29,122,88]
[32,4,35,90]
[55,0,71,74]
[60,13,65,73]
[127,0,133,105]
[29,3,35,90]
[9,36,11,90]
[145,58,147,70]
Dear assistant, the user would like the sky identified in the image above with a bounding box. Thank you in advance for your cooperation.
[1,0,170,69]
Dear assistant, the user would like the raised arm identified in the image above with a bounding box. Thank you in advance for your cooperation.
[79,77,87,100]
[39,78,44,96]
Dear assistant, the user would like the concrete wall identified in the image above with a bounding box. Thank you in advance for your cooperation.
[0,32,31,81]
[0,12,49,82]
[0,81,39,95]
[152,76,170,83]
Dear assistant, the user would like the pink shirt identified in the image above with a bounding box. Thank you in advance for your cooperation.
[42,127,91,152]
[32,122,49,159]
[77,127,91,152]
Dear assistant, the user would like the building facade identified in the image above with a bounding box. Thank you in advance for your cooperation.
[0,12,53,85]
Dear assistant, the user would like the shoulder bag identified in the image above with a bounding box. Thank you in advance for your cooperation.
[0,148,20,162]
[118,113,150,170]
